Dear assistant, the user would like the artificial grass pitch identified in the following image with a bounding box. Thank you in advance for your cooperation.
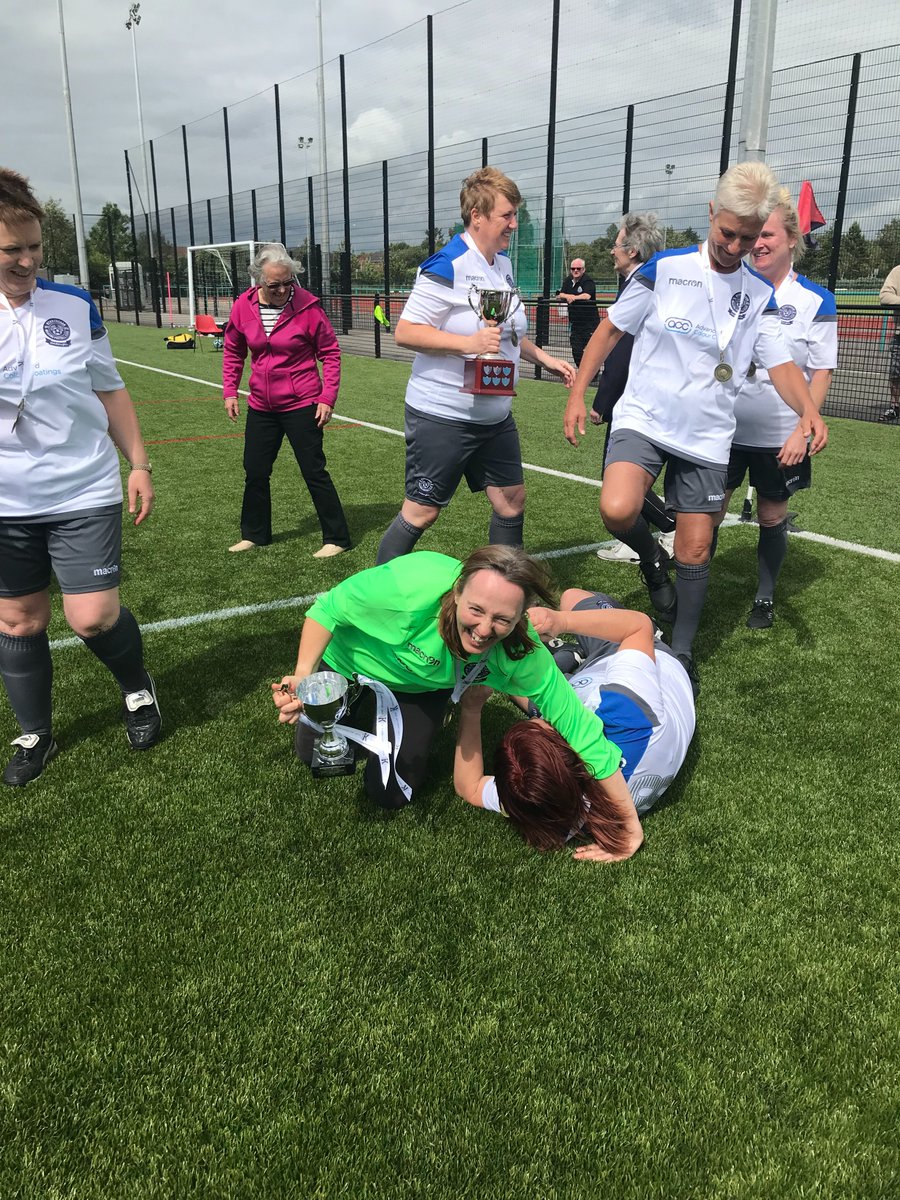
[0,323,897,1197]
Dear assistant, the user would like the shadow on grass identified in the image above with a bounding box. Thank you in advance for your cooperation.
[697,538,824,661]
[57,626,296,749]
[268,501,399,548]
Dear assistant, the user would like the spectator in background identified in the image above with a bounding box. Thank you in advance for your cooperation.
[878,261,900,422]
[556,257,600,367]
[590,213,674,565]
[222,244,352,559]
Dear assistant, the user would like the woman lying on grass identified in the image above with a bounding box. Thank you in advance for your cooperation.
[274,547,635,845]
[453,590,697,862]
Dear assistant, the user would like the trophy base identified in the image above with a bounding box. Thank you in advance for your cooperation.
[461,357,517,396]
[311,741,357,778]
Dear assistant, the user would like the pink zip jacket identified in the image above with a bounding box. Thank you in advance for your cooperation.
[222,285,341,412]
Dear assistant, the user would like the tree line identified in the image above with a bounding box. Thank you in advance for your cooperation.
[37,196,900,296]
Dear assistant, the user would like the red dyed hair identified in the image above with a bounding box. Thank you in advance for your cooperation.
[493,721,632,856]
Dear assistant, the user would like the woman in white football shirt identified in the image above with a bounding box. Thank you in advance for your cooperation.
[716,189,837,629]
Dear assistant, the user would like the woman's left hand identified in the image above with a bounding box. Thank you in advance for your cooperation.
[545,356,577,388]
[128,469,155,526]
[572,828,644,863]
[316,402,334,429]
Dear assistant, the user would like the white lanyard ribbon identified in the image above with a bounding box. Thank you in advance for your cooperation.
[699,241,746,374]
[450,653,490,704]
[0,291,37,432]
[299,674,412,803]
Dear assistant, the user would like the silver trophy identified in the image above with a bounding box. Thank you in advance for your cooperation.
[296,671,356,777]
[466,286,523,354]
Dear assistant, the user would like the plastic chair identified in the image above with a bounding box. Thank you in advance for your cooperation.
[194,313,226,350]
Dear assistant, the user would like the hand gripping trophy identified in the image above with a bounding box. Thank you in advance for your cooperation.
[295,671,357,777]
[461,286,522,396]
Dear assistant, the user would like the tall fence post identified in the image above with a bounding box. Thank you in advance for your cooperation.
[170,207,181,314]
[481,137,488,169]
[427,15,435,256]
[308,176,319,297]
[274,83,287,246]
[382,160,391,327]
[537,0,562,367]
[223,106,238,299]
[124,150,142,322]
[181,124,195,246]
[251,189,259,243]
[622,104,634,215]
[720,0,743,172]
[150,140,165,307]
[828,53,861,294]
[144,211,162,327]
[339,54,352,333]
[107,210,122,323]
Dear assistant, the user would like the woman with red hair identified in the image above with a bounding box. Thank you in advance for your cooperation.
[453,591,696,861]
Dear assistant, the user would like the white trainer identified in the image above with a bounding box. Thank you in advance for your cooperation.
[595,540,640,563]
[656,530,676,558]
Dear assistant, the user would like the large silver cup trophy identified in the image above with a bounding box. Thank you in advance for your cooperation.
[296,671,356,777]
[461,286,523,396]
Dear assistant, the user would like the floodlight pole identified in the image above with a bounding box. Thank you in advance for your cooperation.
[126,3,156,256]
[56,0,90,286]
[738,0,778,161]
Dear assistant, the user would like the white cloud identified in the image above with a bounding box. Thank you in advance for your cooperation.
[347,108,410,167]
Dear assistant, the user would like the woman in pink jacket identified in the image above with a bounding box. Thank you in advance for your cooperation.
[222,244,352,558]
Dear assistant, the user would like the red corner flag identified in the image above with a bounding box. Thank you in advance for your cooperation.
[798,181,826,249]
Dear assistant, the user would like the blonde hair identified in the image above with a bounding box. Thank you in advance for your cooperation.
[460,167,522,228]
[769,186,805,263]
[713,161,781,221]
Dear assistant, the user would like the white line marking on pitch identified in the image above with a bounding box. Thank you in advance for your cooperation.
[115,356,900,558]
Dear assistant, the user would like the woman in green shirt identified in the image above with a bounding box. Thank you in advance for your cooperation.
[273,546,640,852]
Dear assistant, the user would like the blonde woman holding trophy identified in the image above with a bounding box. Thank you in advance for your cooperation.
[376,167,575,565]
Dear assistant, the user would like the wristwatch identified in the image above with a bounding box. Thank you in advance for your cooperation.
[130,462,153,474]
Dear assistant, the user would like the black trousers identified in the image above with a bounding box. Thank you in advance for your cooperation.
[294,682,453,809]
[570,325,598,368]
[240,405,351,547]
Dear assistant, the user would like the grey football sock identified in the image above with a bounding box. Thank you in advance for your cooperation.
[80,606,150,694]
[376,513,425,564]
[756,519,788,601]
[670,559,711,657]
[0,631,53,735]
[488,512,524,547]
[616,516,659,564]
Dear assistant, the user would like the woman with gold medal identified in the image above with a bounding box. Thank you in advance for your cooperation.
[562,162,828,695]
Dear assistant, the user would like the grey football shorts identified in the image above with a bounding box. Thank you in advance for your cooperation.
[404,408,524,508]
[604,428,728,513]
[0,505,123,598]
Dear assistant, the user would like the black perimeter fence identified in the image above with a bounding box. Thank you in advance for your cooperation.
[74,5,900,426]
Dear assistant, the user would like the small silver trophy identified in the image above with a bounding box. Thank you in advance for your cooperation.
[296,671,356,777]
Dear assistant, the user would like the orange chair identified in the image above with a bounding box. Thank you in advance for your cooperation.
[194,313,226,350]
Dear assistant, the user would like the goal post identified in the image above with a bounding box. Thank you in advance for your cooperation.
[187,241,260,330]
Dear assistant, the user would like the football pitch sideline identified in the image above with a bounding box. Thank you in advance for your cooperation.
[1,322,897,1199]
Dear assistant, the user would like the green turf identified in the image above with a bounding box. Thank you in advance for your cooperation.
[1,324,898,1197]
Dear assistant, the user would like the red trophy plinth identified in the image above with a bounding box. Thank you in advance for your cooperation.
[461,357,517,396]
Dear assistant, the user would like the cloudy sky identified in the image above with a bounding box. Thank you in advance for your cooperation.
[3,0,899,217]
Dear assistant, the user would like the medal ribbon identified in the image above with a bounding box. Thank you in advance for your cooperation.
[299,674,412,803]
[699,241,747,378]
[0,291,37,432]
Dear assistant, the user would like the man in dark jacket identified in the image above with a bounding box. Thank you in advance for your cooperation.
[556,258,600,367]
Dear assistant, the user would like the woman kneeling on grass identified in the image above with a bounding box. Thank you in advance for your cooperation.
[273,546,639,852]
[453,590,696,861]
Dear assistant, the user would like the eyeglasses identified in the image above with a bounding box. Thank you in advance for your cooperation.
[263,280,292,291]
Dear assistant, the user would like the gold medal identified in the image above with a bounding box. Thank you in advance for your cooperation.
[714,361,733,383]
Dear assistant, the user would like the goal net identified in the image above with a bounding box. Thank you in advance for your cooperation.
[187,241,262,329]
